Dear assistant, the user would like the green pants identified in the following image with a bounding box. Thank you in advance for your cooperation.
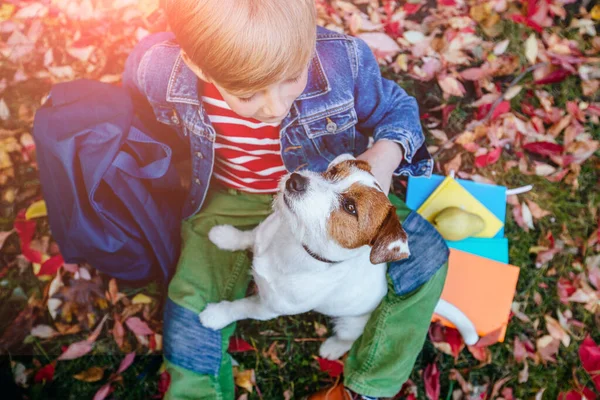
[164,188,448,399]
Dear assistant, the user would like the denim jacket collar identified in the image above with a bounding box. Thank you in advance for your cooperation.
[164,48,330,106]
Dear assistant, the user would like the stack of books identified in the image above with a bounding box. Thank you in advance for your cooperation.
[407,174,520,344]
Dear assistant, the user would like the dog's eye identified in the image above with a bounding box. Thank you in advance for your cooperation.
[342,198,357,216]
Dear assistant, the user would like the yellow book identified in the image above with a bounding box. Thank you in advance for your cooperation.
[416,176,503,238]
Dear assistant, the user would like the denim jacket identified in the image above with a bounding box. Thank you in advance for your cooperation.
[123,26,434,220]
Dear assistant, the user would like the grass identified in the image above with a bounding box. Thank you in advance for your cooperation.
[2,7,600,400]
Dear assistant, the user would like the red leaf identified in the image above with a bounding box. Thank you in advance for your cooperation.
[13,210,42,264]
[557,278,576,304]
[34,362,55,384]
[37,255,64,276]
[558,388,597,400]
[228,337,255,353]
[58,340,93,360]
[534,69,572,85]
[438,0,456,6]
[125,317,153,335]
[153,370,171,399]
[424,362,440,400]
[523,141,564,157]
[491,101,511,120]
[403,3,422,14]
[579,335,600,391]
[316,357,344,378]
[442,104,456,128]
[475,147,503,168]
[117,352,136,375]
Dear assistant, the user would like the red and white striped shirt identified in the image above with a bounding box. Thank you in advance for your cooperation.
[201,81,286,193]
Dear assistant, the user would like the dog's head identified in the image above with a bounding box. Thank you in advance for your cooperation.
[275,154,410,265]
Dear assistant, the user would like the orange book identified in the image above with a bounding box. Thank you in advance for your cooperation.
[432,249,520,343]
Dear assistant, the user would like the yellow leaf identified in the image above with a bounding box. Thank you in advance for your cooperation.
[132,293,153,304]
[25,200,47,220]
[73,366,104,382]
[525,34,538,65]
[233,368,255,393]
[0,4,15,22]
[591,5,600,21]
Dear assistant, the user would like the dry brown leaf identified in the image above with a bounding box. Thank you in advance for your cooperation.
[73,366,105,382]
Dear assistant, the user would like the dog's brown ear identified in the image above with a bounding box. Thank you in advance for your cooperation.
[352,160,372,173]
[370,207,410,264]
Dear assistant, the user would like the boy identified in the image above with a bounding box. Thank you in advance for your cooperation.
[122,0,449,399]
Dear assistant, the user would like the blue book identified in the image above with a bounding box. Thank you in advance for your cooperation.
[406,174,507,238]
[446,238,509,263]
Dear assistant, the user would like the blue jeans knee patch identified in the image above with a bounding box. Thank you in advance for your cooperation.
[163,298,222,376]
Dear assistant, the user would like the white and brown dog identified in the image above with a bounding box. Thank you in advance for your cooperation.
[199,154,410,360]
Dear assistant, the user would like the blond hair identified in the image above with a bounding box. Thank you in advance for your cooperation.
[166,0,317,93]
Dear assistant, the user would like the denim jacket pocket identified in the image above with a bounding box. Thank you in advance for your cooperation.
[302,107,357,139]
[299,106,358,168]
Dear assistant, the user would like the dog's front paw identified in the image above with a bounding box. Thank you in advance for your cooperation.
[319,336,353,360]
[208,225,247,251]
[199,302,233,330]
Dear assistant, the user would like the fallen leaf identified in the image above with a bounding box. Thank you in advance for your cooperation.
[112,314,125,349]
[58,340,93,360]
[545,315,570,347]
[558,388,598,400]
[0,99,9,121]
[25,200,47,220]
[87,314,109,343]
[132,293,152,304]
[467,345,491,363]
[518,361,529,383]
[475,147,502,168]
[494,39,510,55]
[125,317,153,335]
[536,335,560,363]
[424,362,440,400]
[579,335,600,391]
[228,337,255,353]
[263,341,282,366]
[504,85,523,100]
[34,362,55,384]
[438,74,466,97]
[314,321,328,337]
[525,200,551,219]
[525,34,538,65]
[475,327,504,347]
[73,366,105,382]
[521,202,535,230]
[117,352,136,374]
[316,357,344,378]
[93,382,113,400]
[523,141,564,157]
[233,368,255,393]
[31,325,58,339]
[444,153,462,176]
[357,32,400,58]
[514,336,528,363]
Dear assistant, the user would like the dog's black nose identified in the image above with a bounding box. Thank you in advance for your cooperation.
[286,173,308,193]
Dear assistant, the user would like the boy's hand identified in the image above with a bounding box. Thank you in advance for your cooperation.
[357,139,403,195]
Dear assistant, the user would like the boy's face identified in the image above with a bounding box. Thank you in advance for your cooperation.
[182,51,309,125]
[214,67,309,124]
